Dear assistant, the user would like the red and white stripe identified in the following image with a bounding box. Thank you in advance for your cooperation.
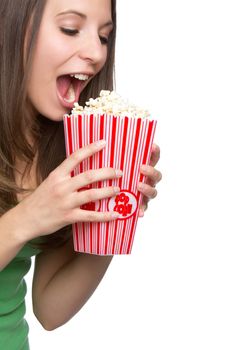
[63,114,156,255]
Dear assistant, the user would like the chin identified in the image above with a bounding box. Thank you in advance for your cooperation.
[45,114,65,122]
[41,106,70,122]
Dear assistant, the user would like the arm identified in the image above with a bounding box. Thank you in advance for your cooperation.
[0,142,119,272]
[32,143,161,331]
[32,237,113,331]
[0,205,33,271]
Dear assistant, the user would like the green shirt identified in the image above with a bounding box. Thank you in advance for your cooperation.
[0,243,41,350]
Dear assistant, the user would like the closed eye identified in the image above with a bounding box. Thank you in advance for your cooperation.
[60,27,109,44]
[99,36,109,45]
[60,27,79,36]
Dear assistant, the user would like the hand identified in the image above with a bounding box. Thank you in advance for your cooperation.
[137,143,162,217]
[18,141,122,239]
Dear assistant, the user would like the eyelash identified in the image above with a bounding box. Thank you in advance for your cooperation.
[60,28,109,45]
[100,36,109,45]
[60,28,79,36]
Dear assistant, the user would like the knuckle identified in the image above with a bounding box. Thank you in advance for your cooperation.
[148,167,155,177]
[90,142,98,152]
[85,170,95,183]
[155,145,160,155]
[72,209,83,224]
[86,211,96,221]
[112,187,118,195]
[157,171,162,182]
[48,169,58,182]
[63,211,73,225]
[51,184,63,198]
[105,212,112,221]
[47,172,64,197]
[71,150,81,163]
[103,167,115,178]
[86,189,97,201]
[152,189,158,198]
[153,169,158,179]
[113,168,119,177]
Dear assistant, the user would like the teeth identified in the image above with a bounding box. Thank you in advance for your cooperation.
[64,83,75,103]
[70,73,89,81]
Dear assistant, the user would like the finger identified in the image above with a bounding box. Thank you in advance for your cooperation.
[69,167,123,192]
[138,198,149,217]
[138,209,145,218]
[70,208,120,223]
[138,182,158,199]
[139,201,148,211]
[149,144,160,167]
[70,186,120,207]
[58,140,107,176]
[140,165,162,185]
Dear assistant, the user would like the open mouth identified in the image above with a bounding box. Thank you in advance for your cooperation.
[56,73,91,109]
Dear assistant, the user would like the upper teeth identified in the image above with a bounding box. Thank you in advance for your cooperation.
[70,74,89,81]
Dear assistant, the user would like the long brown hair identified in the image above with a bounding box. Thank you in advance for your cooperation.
[0,0,117,250]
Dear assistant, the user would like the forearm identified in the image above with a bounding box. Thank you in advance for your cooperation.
[0,205,34,271]
[33,253,113,330]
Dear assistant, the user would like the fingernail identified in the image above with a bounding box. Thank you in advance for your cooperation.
[114,186,121,193]
[116,169,123,177]
[111,211,120,218]
[95,139,106,147]
[141,165,147,172]
[139,209,144,217]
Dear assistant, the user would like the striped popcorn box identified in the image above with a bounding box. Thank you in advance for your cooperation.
[63,113,157,255]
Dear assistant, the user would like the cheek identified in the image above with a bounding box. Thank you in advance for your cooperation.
[34,37,61,70]
[98,49,108,72]
[33,22,71,74]
[27,35,66,96]
[26,38,59,112]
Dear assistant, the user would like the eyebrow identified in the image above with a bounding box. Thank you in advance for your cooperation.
[56,10,114,29]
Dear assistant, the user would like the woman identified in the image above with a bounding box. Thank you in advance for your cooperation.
[0,0,162,349]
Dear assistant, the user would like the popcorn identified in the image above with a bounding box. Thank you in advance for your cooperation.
[72,90,150,118]
[63,90,156,255]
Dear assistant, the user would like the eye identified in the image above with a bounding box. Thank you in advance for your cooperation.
[60,28,79,36]
[99,36,109,45]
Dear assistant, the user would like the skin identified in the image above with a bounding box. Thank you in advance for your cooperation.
[9,0,162,330]
[27,0,113,120]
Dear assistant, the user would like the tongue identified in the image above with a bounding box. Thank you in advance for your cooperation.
[57,75,82,106]
[57,75,72,99]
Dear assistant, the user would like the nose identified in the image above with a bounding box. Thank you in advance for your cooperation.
[77,32,105,65]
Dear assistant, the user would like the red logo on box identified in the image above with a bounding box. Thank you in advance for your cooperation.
[108,190,138,220]
[79,187,101,211]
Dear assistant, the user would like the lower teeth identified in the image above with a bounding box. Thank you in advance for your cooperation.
[64,83,75,103]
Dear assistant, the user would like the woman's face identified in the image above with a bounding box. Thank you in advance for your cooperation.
[27,0,113,121]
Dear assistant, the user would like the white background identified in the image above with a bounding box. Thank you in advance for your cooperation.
[26,0,233,349]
